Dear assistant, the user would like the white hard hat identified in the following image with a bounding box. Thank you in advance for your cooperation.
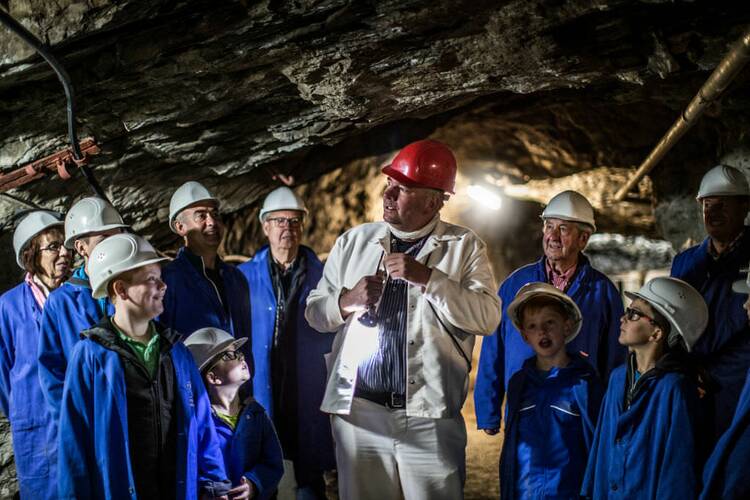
[13,210,64,269]
[169,181,220,233]
[697,165,750,199]
[184,327,247,371]
[258,187,308,222]
[506,282,583,344]
[625,277,708,353]
[88,233,168,299]
[64,197,128,248]
[541,190,596,232]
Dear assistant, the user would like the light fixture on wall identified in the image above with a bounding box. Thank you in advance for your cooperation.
[467,184,503,210]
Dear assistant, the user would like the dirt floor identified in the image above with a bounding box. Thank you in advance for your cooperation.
[463,337,503,500]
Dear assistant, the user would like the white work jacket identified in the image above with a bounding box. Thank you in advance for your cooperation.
[305,220,501,419]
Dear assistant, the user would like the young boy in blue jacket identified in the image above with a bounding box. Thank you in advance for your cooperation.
[57,233,231,499]
[499,282,602,499]
[582,277,708,499]
[185,327,284,500]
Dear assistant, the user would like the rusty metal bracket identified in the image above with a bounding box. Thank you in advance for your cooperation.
[0,137,100,193]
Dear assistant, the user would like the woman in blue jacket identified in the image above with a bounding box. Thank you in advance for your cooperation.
[0,211,71,499]
[582,277,709,499]
[58,233,230,499]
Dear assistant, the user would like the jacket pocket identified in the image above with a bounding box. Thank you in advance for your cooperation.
[11,419,50,480]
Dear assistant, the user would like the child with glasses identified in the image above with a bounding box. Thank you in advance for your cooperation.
[499,282,602,499]
[185,327,284,500]
[582,277,710,499]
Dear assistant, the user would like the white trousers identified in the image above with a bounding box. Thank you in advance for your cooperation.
[331,397,467,500]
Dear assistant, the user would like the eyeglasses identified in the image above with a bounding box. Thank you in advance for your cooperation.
[266,216,303,228]
[206,349,244,373]
[191,209,222,224]
[38,241,66,253]
[624,307,657,324]
[218,350,244,362]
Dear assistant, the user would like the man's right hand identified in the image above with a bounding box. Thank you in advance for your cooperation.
[482,428,500,436]
[339,274,385,318]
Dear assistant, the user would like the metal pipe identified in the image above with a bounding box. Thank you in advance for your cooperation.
[615,26,750,201]
[0,7,109,201]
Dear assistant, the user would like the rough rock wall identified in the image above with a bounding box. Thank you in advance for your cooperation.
[0,0,749,249]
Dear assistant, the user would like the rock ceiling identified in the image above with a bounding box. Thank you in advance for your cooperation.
[1,0,750,261]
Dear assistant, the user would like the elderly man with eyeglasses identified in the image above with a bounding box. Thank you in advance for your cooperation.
[475,191,625,438]
[238,187,335,500]
[160,181,252,366]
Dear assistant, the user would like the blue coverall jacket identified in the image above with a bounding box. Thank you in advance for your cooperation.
[238,245,335,471]
[161,247,253,368]
[475,255,625,430]
[581,354,700,499]
[0,281,57,498]
[213,399,284,500]
[57,324,230,499]
[701,366,750,500]
[671,229,750,438]
[500,354,602,499]
[38,266,114,421]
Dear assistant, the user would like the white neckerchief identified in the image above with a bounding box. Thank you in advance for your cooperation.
[387,213,440,242]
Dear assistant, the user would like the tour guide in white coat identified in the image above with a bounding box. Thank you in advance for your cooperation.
[305,139,501,500]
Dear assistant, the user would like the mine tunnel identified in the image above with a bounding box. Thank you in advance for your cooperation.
[1,1,750,499]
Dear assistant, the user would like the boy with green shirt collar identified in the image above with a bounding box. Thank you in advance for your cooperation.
[57,233,231,499]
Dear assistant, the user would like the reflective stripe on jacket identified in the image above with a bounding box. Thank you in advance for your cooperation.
[500,354,602,500]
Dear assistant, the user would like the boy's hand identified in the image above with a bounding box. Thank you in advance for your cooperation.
[228,477,255,499]
[482,428,500,436]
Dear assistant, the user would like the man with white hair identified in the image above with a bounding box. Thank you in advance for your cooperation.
[306,139,500,500]
[671,164,750,439]
[239,187,335,499]
[475,190,625,436]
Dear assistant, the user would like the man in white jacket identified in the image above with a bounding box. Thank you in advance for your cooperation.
[305,139,501,500]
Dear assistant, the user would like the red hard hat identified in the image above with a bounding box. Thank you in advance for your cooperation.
[381,139,457,193]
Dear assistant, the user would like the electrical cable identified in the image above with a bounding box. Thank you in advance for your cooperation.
[0,7,109,202]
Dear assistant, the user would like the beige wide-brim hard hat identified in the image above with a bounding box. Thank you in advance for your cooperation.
[506,282,583,343]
